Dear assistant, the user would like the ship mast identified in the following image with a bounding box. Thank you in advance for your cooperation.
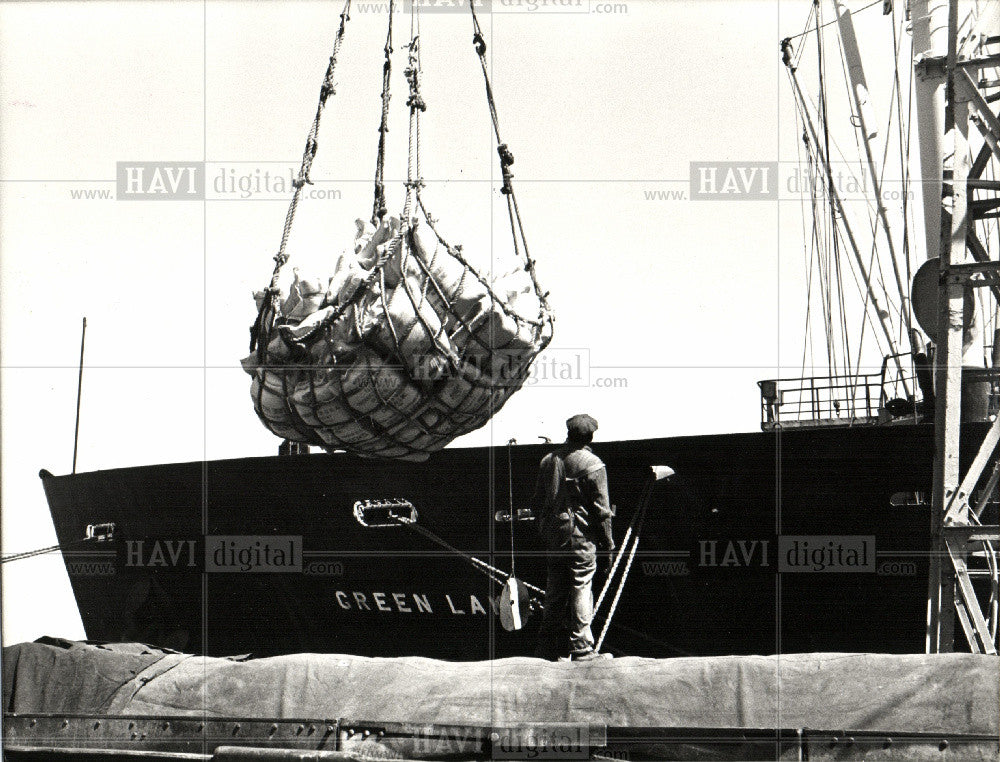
[910,0,950,262]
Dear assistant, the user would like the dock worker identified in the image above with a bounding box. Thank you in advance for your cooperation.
[532,413,615,662]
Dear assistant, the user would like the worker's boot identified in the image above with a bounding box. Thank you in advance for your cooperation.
[570,649,612,662]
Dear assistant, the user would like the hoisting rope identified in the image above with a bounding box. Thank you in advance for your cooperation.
[372,0,395,224]
[250,0,353,358]
[402,2,426,221]
[250,0,554,359]
[467,0,552,322]
[252,0,407,364]
[507,438,517,578]
[1,523,115,564]
[246,0,554,458]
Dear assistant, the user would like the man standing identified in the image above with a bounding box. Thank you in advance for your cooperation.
[532,414,614,661]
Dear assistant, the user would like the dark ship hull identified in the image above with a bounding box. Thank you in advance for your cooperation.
[40,422,994,660]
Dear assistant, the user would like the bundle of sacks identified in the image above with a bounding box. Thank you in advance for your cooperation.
[241,216,552,461]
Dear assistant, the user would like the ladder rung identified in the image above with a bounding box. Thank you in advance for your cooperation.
[943,524,1000,543]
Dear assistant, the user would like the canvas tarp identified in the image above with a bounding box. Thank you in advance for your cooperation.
[3,639,997,735]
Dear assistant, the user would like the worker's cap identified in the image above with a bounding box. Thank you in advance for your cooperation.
[566,414,598,439]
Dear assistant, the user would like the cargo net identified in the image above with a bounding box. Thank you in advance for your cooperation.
[242,207,553,461]
[242,0,552,460]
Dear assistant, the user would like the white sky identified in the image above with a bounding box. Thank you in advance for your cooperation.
[0,0,928,644]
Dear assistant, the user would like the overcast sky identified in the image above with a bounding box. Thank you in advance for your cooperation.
[1,0,930,644]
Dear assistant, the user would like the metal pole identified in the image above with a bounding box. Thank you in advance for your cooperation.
[910,0,950,261]
[72,317,87,475]
[926,0,968,654]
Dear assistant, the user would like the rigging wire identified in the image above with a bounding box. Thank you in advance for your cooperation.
[806,112,838,373]
[832,22,889,395]
[791,3,817,68]
[890,1,922,401]
[792,90,820,377]
[816,1,856,383]
[787,50,907,382]
[789,4,925,389]
[249,0,353,357]
[1,538,92,564]
[788,52,845,379]
[784,0,883,42]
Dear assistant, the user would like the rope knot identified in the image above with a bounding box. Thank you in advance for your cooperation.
[780,38,795,71]
[473,32,486,57]
[497,143,514,167]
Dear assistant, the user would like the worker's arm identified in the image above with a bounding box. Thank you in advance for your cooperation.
[584,466,614,552]
[531,458,549,535]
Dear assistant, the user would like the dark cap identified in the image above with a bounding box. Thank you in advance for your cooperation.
[566,414,598,440]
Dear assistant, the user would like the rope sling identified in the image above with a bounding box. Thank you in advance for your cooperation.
[244,0,554,461]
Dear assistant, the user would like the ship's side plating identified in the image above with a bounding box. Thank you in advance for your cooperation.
[40,423,994,659]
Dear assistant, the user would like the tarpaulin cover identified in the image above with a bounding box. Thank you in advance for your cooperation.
[4,639,998,734]
[2,638,169,714]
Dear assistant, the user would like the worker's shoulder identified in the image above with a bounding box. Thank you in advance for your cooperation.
[564,445,605,474]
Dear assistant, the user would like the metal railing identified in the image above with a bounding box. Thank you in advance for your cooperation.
[758,354,920,429]
[759,354,1000,429]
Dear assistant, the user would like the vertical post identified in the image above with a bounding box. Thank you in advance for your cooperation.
[72,317,87,475]
[926,0,970,653]
[910,0,950,261]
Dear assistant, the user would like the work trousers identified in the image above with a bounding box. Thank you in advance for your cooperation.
[536,542,597,657]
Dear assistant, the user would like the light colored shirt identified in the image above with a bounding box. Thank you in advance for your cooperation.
[532,444,614,551]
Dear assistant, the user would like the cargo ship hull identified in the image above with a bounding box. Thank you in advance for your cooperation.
[40,422,993,659]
